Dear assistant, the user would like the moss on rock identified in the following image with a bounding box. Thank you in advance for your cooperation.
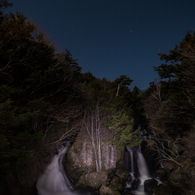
[115,168,129,180]
[76,171,108,189]
[99,185,121,195]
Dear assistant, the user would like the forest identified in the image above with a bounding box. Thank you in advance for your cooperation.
[1,1,195,195]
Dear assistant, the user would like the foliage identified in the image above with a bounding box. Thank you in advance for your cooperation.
[103,97,141,148]
[144,31,195,139]
[0,0,12,17]
[142,33,195,172]
[0,11,85,184]
[0,5,144,189]
[80,74,142,171]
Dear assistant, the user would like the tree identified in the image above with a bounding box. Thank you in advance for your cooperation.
[142,31,195,170]
[82,101,104,172]
[80,74,141,171]
[80,75,112,172]
[112,75,133,97]
[103,97,141,148]
[0,0,12,17]
[0,11,86,188]
[0,0,12,8]
[144,31,195,138]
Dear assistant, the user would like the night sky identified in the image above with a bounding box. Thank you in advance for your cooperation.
[8,0,195,90]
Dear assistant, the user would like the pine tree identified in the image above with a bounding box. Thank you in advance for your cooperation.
[103,97,141,148]
[0,11,85,184]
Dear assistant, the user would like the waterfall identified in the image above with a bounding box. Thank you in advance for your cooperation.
[36,143,90,195]
[137,146,150,185]
[126,146,151,195]
[128,148,134,173]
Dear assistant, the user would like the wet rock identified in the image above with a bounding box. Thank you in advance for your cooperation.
[99,185,120,195]
[76,171,108,189]
[122,193,134,195]
[109,176,125,191]
[144,178,158,193]
[115,168,129,180]
[125,175,138,190]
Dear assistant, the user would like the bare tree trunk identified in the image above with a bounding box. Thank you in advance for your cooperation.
[82,101,110,172]
[95,103,102,171]
[116,84,120,96]
[91,114,99,171]
[83,111,99,171]
[151,130,183,167]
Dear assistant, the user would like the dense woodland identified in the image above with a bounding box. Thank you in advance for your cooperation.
[1,1,195,194]
[0,1,142,189]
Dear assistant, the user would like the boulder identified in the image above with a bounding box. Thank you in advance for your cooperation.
[125,173,138,189]
[76,171,108,189]
[66,128,125,183]
[144,178,158,193]
[109,176,124,191]
[99,185,120,195]
[115,168,129,180]
[122,193,134,195]
[66,137,96,181]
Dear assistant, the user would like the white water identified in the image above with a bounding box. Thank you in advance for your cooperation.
[36,144,89,195]
[127,147,151,195]
[137,150,150,185]
[129,148,134,173]
[134,149,151,195]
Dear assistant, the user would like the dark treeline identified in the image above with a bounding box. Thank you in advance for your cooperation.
[143,31,195,194]
[144,30,195,146]
[0,3,142,193]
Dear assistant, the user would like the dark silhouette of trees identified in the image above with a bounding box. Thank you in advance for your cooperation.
[143,31,195,169]
[0,11,86,189]
[0,4,145,192]
[0,0,12,17]
[145,31,195,139]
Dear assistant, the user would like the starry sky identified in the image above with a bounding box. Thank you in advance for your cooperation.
[7,0,195,90]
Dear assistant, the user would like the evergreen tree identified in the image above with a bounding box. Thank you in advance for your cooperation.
[103,97,141,148]
[145,31,195,138]
[0,11,85,186]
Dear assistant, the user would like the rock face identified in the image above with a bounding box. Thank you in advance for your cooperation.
[115,168,129,180]
[66,128,124,183]
[66,136,96,180]
[76,171,108,189]
[99,185,116,195]
[107,168,129,191]
[144,178,158,193]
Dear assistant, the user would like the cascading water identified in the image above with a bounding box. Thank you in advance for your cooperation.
[36,143,90,195]
[137,146,150,185]
[129,148,134,173]
[125,146,151,195]
[125,148,137,189]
